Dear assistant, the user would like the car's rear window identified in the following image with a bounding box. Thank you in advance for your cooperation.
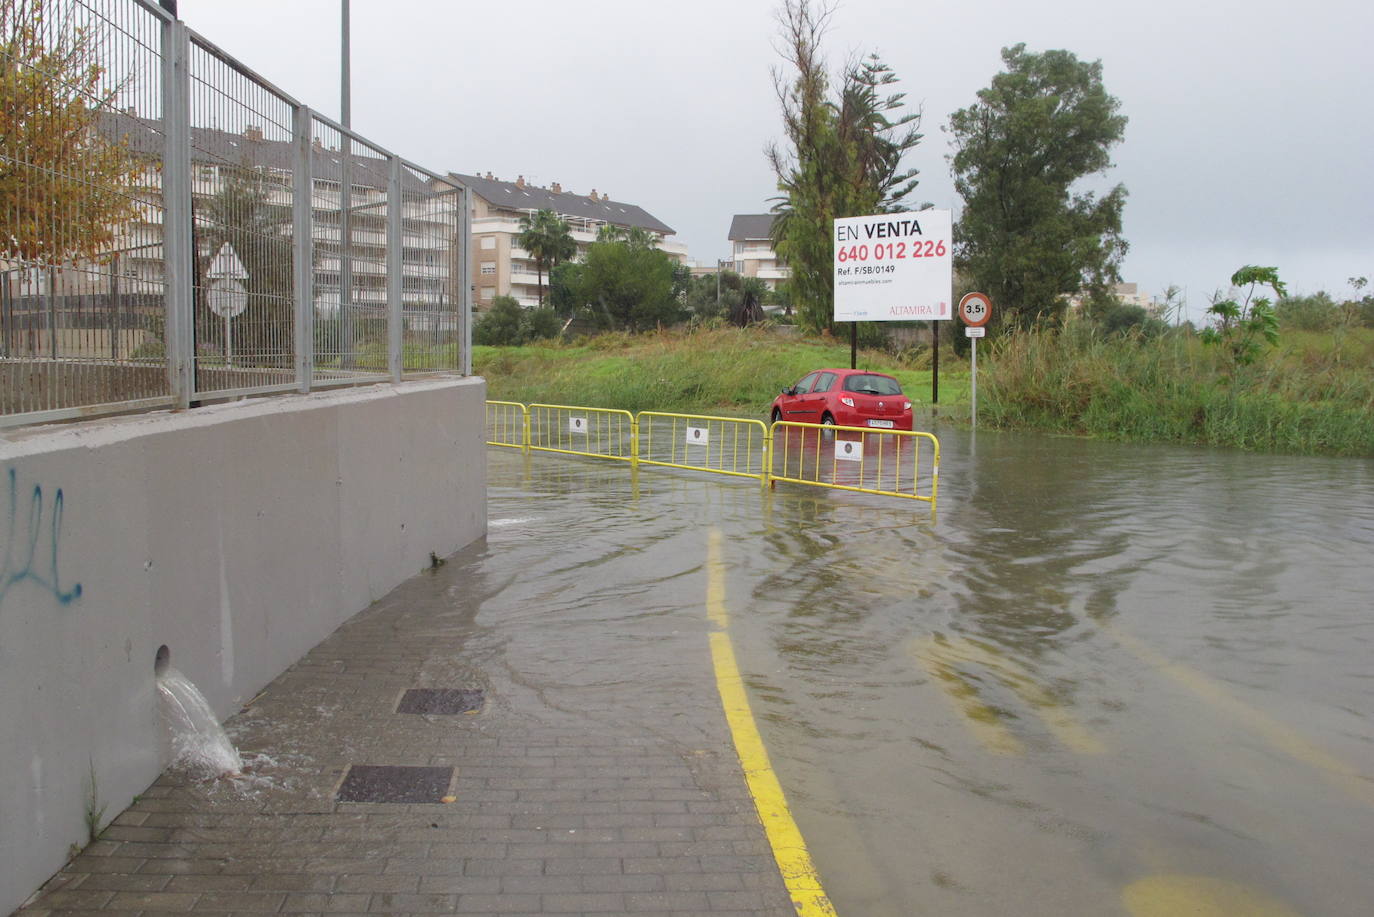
[842,374,902,396]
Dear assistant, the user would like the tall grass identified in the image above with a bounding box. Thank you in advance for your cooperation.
[474,326,962,418]
[981,323,1374,456]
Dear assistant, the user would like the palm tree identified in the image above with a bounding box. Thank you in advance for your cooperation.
[516,209,576,306]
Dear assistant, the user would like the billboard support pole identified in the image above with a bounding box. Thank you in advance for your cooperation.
[931,319,939,413]
[850,322,857,369]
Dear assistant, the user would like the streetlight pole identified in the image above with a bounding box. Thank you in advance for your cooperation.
[341,0,350,129]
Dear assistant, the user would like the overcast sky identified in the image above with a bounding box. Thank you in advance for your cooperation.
[178,0,1372,319]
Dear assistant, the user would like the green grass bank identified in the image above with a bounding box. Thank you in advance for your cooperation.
[472,324,1373,456]
[474,326,966,419]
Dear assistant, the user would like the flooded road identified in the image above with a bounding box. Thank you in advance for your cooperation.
[482,430,1374,916]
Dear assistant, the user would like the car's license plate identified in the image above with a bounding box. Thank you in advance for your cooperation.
[867,419,894,428]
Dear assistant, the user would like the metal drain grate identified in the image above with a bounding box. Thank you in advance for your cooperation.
[336,765,454,804]
[397,688,484,715]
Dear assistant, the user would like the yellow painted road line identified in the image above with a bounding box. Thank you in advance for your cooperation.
[1111,626,1374,809]
[912,636,1105,756]
[707,530,837,917]
[706,529,728,629]
[1122,875,1302,917]
[915,653,1025,756]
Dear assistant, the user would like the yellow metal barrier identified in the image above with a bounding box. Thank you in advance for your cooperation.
[485,400,529,449]
[528,403,637,462]
[769,421,939,504]
[484,402,939,508]
[637,412,770,482]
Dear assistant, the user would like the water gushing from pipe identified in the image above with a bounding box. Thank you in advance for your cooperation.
[156,666,241,777]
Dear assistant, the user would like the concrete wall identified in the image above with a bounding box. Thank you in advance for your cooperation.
[0,377,486,913]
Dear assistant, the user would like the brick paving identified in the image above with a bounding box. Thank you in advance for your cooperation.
[17,522,798,917]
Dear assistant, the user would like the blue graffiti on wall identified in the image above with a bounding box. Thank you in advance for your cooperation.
[0,467,83,608]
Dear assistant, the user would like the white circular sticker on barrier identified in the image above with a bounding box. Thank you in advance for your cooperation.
[836,439,864,462]
[569,417,587,434]
[685,426,709,447]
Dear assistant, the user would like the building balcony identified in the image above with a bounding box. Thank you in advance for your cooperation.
[510,270,545,287]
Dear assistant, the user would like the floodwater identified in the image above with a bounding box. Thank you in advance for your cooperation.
[481,429,1374,917]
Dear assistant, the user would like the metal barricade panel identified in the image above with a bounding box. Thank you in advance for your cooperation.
[528,403,635,462]
[638,412,768,481]
[485,400,528,449]
[485,403,940,507]
[769,421,939,503]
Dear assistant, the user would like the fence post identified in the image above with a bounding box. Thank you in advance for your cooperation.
[458,185,472,376]
[292,105,315,393]
[762,424,773,488]
[387,156,403,383]
[160,17,194,409]
[340,139,354,369]
[765,422,776,489]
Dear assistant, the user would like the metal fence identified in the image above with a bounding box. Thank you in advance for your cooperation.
[769,421,939,504]
[638,412,770,481]
[487,402,940,506]
[1,0,469,427]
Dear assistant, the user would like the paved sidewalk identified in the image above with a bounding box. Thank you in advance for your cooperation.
[18,505,799,916]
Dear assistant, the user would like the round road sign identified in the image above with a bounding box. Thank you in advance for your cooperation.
[958,292,992,327]
[207,277,248,318]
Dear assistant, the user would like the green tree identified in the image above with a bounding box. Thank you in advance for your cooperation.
[1275,291,1340,332]
[516,209,576,306]
[521,305,562,341]
[1200,265,1284,370]
[1344,276,1373,328]
[473,294,523,346]
[548,260,583,315]
[195,164,294,363]
[576,237,683,332]
[949,43,1128,329]
[685,270,738,321]
[767,0,922,335]
[729,276,768,327]
[1,0,143,264]
[595,224,657,250]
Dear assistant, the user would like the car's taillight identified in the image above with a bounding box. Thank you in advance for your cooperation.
[840,397,855,407]
[904,401,912,410]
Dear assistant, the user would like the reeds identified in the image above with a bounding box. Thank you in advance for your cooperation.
[980,324,1374,456]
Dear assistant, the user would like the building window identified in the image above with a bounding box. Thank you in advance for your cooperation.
[480,263,496,275]
[480,236,496,250]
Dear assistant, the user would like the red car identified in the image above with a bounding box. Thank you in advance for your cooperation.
[770,368,913,430]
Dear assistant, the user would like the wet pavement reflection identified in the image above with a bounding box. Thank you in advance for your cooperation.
[484,431,1374,916]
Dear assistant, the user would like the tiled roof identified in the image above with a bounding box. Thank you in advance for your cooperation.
[100,112,441,192]
[728,214,778,241]
[452,173,674,235]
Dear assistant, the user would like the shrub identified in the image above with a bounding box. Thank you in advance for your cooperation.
[522,307,562,342]
[473,296,524,346]
[1276,293,1339,332]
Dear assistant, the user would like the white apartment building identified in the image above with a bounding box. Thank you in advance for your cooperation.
[727,214,789,291]
[60,115,456,319]
[452,173,688,309]
[1068,282,1158,313]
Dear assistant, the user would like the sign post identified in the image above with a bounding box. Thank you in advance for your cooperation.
[957,292,992,428]
[832,210,953,379]
[206,242,249,366]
